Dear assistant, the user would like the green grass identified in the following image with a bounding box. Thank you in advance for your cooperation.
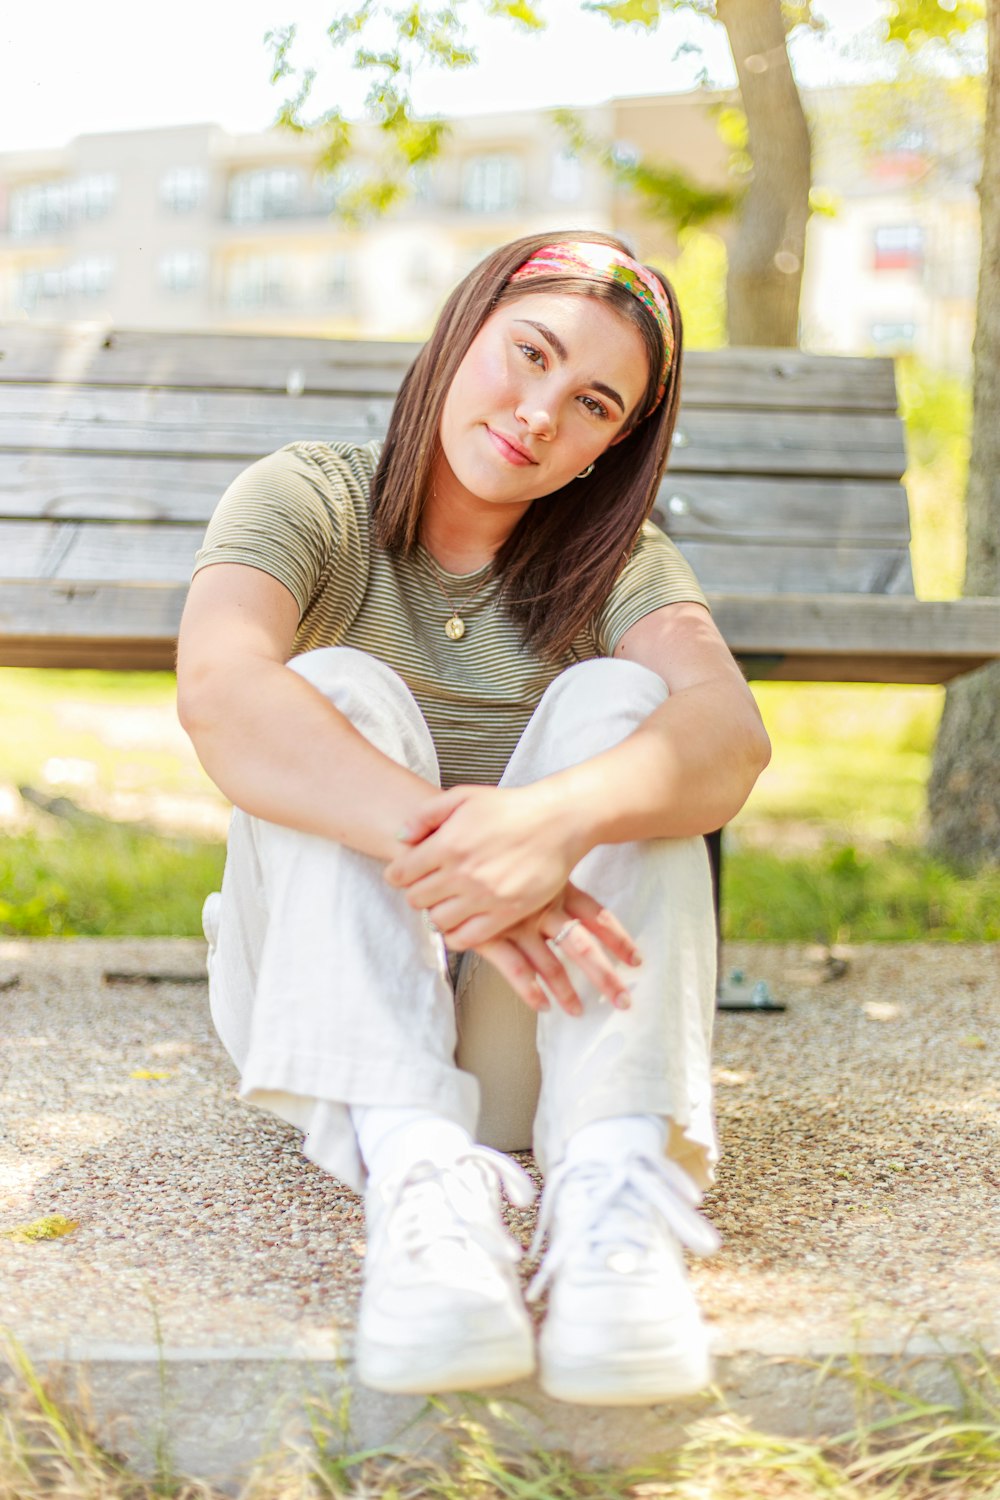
[724,843,1000,944]
[1,668,996,943]
[2,1332,1000,1498]
[0,826,225,937]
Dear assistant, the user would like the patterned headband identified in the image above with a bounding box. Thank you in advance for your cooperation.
[507,241,675,411]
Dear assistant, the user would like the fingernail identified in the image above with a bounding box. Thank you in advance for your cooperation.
[615,992,632,1010]
[630,950,644,967]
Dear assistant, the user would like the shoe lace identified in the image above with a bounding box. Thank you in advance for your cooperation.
[527,1152,720,1301]
[379,1145,536,1266]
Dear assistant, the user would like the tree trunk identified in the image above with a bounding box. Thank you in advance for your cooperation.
[927,0,1000,868]
[716,0,812,347]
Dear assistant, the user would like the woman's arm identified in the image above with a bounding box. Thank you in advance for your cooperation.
[385,602,770,945]
[551,600,771,845]
[179,561,636,1015]
[176,563,437,861]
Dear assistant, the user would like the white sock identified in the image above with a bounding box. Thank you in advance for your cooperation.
[562,1114,667,1168]
[350,1104,475,1188]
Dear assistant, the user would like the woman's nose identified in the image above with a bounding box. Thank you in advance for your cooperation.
[515,396,556,438]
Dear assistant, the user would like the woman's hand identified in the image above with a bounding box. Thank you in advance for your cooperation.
[473,887,642,1017]
[384,783,590,949]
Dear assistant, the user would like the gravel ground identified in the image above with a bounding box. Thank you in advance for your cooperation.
[0,937,997,1358]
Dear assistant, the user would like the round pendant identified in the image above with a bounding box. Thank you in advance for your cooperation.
[445,615,466,641]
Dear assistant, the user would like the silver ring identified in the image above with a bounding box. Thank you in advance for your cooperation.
[549,918,581,948]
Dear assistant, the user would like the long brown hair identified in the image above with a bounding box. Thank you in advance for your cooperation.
[370,229,684,659]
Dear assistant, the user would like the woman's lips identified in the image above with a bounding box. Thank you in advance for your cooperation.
[485,427,537,466]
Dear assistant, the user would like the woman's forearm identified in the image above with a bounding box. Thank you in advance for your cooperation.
[179,656,436,861]
[539,683,771,854]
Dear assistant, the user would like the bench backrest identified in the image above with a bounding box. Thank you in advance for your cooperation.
[0,324,911,602]
[20,324,994,683]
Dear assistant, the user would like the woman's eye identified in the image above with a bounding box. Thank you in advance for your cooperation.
[517,342,545,366]
[580,394,610,420]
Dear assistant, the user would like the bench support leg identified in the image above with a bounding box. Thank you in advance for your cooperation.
[707,828,786,1013]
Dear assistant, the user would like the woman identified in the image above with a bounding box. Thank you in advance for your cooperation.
[177,231,770,1406]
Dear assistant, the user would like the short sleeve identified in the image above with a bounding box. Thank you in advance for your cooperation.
[192,442,375,634]
[593,519,709,657]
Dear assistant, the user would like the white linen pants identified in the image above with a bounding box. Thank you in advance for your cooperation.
[207,647,719,1194]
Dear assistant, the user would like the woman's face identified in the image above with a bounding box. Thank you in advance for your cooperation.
[435,291,649,515]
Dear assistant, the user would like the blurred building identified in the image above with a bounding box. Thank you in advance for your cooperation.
[0,84,981,369]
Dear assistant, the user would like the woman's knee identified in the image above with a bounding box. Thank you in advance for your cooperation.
[504,658,667,782]
[289,647,439,780]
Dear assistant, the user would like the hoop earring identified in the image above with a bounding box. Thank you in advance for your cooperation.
[576,462,595,479]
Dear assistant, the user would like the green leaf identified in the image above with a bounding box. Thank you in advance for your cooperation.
[2,1215,80,1244]
[264,25,297,85]
[885,0,985,47]
[809,187,839,219]
[556,110,739,232]
[583,0,663,27]
[484,0,546,30]
[327,0,375,47]
[355,47,403,74]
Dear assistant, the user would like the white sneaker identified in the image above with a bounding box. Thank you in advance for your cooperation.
[356,1145,536,1394]
[201,891,221,949]
[529,1152,720,1405]
[201,892,221,980]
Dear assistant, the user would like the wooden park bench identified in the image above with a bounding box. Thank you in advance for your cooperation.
[2,324,997,1002]
[2,325,997,679]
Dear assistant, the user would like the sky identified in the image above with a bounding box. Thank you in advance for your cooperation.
[1,1,901,155]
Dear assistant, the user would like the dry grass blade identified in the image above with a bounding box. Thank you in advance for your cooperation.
[2,1336,1000,1499]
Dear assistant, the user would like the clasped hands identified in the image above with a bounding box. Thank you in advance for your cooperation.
[382,783,641,1017]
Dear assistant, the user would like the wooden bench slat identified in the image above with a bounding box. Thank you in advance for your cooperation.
[0,519,917,598]
[0,386,393,457]
[0,453,237,523]
[652,477,911,545]
[0,522,202,582]
[0,327,899,411]
[2,584,996,682]
[669,410,906,479]
[0,454,913,546]
[710,593,1000,675]
[679,541,915,596]
[0,387,906,480]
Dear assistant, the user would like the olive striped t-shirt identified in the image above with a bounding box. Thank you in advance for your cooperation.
[193,440,707,788]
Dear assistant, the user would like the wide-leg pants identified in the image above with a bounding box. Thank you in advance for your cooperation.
[207,647,719,1194]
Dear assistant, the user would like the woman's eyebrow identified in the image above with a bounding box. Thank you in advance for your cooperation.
[517,319,626,413]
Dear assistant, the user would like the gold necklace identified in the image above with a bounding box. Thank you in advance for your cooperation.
[420,550,492,641]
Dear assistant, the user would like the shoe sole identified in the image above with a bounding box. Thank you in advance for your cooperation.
[540,1346,712,1406]
[357,1330,535,1394]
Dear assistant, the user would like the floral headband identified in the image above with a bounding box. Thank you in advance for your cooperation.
[507,241,675,410]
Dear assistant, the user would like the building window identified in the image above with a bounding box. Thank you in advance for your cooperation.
[228,168,303,223]
[225,255,291,307]
[72,173,116,220]
[325,254,353,305]
[159,250,205,293]
[873,225,924,272]
[462,155,522,214]
[161,167,207,214]
[870,321,917,349]
[410,164,435,204]
[66,256,115,297]
[14,256,114,308]
[610,141,640,170]
[9,181,71,236]
[15,269,59,309]
[550,148,583,204]
[8,177,116,235]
